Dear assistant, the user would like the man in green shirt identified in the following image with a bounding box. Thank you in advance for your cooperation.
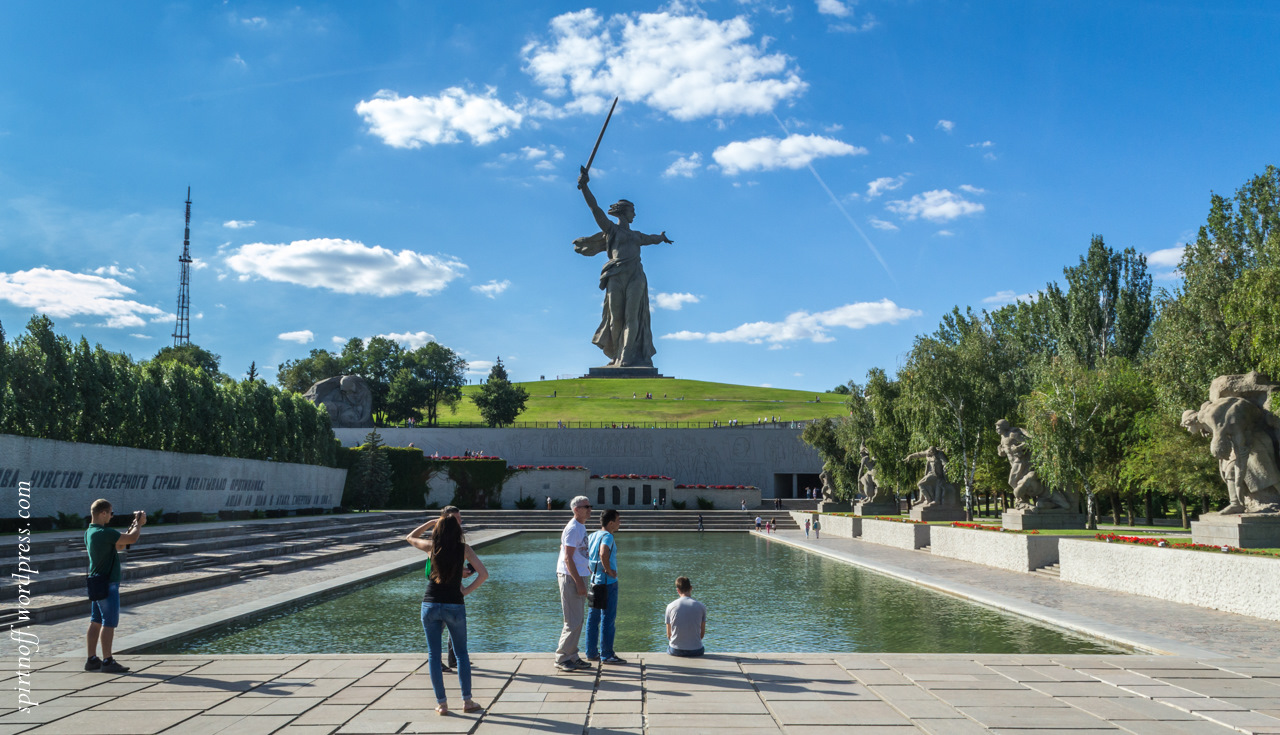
[85,498,145,673]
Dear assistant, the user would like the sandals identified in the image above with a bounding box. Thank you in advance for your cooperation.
[463,701,484,713]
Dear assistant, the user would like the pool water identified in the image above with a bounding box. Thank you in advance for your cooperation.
[149,532,1122,655]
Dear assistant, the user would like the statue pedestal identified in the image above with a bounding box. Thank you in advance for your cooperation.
[855,501,900,517]
[1002,510,1087,531]
[1191,513,1280,548]
[583,366,674,379]
[909,505,966,522]
[817,500,852,513]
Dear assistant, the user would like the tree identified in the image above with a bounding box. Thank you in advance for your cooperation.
[801,418,857,499]
[351,430,393,511]
[1120,409,1220,528]
[1021,358,1152,529]
[277,348,344,395]
[152,343,225,380]
[863,368,913,499]
[410,343,467,427]
[900,307,1010,519]
[1043,235,1153,370]
[1148,166,1279,411]
[470,358,530,427]
[246,361,260,383]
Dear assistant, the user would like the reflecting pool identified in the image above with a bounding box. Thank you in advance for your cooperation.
[149,532,1123,655]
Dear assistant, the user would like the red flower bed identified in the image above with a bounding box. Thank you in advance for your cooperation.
[866,515,926,524]
[591,474,671,480]
[675,484,752,489]
[510,465,585,471]
[951,521,1039,535]
[428,456,504,462]
[1096,533,1280,558]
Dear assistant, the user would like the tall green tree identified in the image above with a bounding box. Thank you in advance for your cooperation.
[1043,235,1153,369]
[410,342,467,427]
[277,348,344,395]
[152,343,225,380]
[470,357,530,428]
[1120,409,1220,527]
[863,368,912,498]
[351,430,393,511]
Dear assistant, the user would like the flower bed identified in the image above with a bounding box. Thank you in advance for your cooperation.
[509,465,586,471]
[591,474,671,480]
[862,517,930,550]
[675,484,752,489]
[1060,537,1280,621]
[932,524,1060,572]
[1096,534,1280,558]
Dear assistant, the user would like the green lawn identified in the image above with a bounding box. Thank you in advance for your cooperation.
[436,378,849,426]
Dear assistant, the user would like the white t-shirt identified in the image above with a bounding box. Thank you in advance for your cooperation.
[558,518,590,577]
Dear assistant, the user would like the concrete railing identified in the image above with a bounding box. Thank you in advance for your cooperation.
[931,525,1060,572]
[861,518,929,550]
[1059,538,1280,621]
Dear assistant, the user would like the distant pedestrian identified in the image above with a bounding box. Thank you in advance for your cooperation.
[546,496,552,511]
[740,499,746,511]
[653,499,658,511]
[813,517,821,539]
[804,519,811,538]
[665,576,706,657]
[754,516,762,531]
[697,514,704,532]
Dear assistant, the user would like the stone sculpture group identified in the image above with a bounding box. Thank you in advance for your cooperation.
[903,446,965,521]
[1181,372,1280,515]
[995,419,1073,513]
[303,375,374,429]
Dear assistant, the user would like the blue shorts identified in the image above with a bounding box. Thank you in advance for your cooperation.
[89,583,121,628]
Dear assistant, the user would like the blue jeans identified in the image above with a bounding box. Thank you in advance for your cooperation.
[585,583,618,659]
[668,645,704,657]
[421,603,470,703]
[89,583,120,628]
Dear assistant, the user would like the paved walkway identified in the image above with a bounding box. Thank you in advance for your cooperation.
[5,652,1280,734]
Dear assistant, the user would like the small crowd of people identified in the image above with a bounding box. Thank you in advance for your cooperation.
[753,515,779,533]
[83,495,708,717]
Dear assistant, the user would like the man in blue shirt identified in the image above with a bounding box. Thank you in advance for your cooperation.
[84,498,145,673]
[586,509,624,664]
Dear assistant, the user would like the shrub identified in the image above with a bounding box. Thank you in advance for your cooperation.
[514,495,537,510]
[671,500,688,510]
[551,499,567,510]
[696,497,715,510]
[56,511,85,530]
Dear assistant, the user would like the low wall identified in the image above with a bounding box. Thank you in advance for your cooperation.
[505,469,590,508]
[861,518,930,550]
[0,434,346,518]
[588,477,673,510]
[931,526,1060,572]
[670,487,761,510]
[815,513,860,539]
[1059,539,1280,621]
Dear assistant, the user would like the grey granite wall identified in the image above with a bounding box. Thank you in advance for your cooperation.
[334,427,821,497]
[1,434,347,517]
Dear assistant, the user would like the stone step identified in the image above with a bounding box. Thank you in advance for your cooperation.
[1032,563,1061,578]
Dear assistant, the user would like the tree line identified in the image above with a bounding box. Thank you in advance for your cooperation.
[278,340,527,428]
[0,316,336,466]
[806,165,1279,528]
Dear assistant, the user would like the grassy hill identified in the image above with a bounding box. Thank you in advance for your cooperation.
[438,378,848,427]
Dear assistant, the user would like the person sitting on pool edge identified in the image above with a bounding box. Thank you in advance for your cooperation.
[664,576,706,657]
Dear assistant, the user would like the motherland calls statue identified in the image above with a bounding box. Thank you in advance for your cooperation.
[1181,372,1280,515]
[996,419,1072,512]
[303,375,374,428]
[575,167,673,368]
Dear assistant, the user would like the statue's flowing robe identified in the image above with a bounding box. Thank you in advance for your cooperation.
[574,227,658,366]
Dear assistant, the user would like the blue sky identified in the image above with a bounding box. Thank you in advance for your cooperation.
[1,2,1277,390]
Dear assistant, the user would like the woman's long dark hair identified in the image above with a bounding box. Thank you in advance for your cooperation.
[429,515,465,585]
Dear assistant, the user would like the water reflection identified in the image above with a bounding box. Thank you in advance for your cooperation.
[151,533,1121,655]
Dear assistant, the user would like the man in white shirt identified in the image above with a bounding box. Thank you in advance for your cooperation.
[555,496,594,671]
[665,576,707,657]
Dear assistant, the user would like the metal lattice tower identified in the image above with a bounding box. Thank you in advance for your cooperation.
[172,187,192,347]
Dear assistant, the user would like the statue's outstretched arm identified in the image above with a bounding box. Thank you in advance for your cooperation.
[903,451,926,462]
[578,167,611,231]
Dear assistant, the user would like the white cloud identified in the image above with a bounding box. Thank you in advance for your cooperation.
[191,257,209,270]
[661,299,920,345]
[89,264,135,279]
[866,175,906,198]
[278,330,314,344]
[816,0,852,17]
[522,8,807,120]
[654,292,700,310]
[1148,245,1186,269]
[936,230,955,237]
[829,15,879,32]
[958,184,986,194]
[713,134,865,175]
[886,189,985,223]
[355,87,523,147]
[331,336,347,346]
[241,16,267,28]
[906,134,915,143]
[230,53,248,69]
[129,333,152,340]
[982,290,1039,306]
[223,220,256,229]
[0,268,167,328]
[663,153,702,178]
[467,359,494,375]
[868,218,899,231]
[968,141,994,149]
[471,279,511,298]
[225,238,466,296]
[936,119,955,132]
[378,330,435,349]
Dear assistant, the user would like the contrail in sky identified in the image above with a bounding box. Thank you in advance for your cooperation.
[772,114,895,283]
